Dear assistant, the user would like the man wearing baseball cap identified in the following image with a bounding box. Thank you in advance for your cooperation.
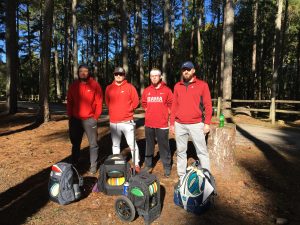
[67,64,103,174]
[170,61,212,183]
[141,68,173,177]
[105,67,141,173]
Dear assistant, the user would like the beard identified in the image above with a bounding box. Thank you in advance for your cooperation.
[79,76,89,82]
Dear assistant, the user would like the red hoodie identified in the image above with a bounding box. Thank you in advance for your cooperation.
[67,77,103,120]
[105,80,139,123]
[170,77,212,125]
[141,82,173,128]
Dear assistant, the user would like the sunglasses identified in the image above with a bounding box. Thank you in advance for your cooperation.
[181,68,192,72]
[114,73,125,76]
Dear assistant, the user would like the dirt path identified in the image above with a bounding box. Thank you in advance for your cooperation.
[0,109,300,225]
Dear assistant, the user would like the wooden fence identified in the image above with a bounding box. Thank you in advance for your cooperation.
[213,97,300,124]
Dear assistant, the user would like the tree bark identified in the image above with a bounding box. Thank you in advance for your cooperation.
[162,0,170,84]
[135,0,144,94]
[252,0,258,100]
[222,0,234,117]
[182,0,186,32]
[63,0,70,100]
[121,0,129,73]
[270,0,283,120]
[5,0,18,114]
[38,0,54,122]
[147,0,153,74]
[271,0,283,99]
[72,0,78,80]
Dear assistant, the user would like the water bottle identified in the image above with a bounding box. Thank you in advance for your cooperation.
[123,182,129,196]
[219,114,225,128]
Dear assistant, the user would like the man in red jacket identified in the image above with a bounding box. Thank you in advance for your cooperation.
[141,68,173,177]
[170,61,212,183]
[67,64,103,174]
[105,67,140,172]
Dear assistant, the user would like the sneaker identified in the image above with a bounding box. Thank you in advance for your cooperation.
[89,166,97,175]
[135,165,141,173]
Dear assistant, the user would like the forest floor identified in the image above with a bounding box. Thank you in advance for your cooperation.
[0,102,300,225]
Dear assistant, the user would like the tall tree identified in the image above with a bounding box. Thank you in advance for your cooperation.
[222,0,234,117]
[135,0,144,94]
[162,0,170,83]
[5,0,18,114]
[147,0,153,73]
[252,0,258,99]
[271,0,283,99]
[121,0,128,72]
[71,0,78,80]
[38,0,54,122]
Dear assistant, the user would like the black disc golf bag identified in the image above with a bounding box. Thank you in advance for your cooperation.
[97,154,132,195]
[48,162,83,205]
[174,162,217,214]
[127,171,161,224]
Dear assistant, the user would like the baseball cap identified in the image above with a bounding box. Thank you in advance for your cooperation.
[113,67,126,74]
[181,61,194,70]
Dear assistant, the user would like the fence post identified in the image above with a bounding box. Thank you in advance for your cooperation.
[270,97,276,124]
[217,97,222,118]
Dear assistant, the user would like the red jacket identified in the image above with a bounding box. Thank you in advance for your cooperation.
[67,77,103,120]
[170,77,212,125]
[105,80,139,123]
[141,82,173,128]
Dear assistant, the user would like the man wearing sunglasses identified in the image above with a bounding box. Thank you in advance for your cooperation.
[105,67,141,173]
[170,61,212,183]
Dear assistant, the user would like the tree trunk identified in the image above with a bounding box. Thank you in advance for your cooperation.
[182,0,186,32]
[94,0,100,80]
[219,2,226,97]
[135,0,144,94]
[296,28,300,101]
[279,0,288,99]
[196,0,204,76]
[189,0,195,60]
[38,0,54,122]
[222,0,234,117]
[63,0,70,100]
[207,123,236,171]
[53,20,61,101]
[252,0,258,100]
[72,0,78,80]
[26,2,33,96]
[271,0,283,99]
[147,0,153,74]
[121,0,128,73]
[5,0,18,114]
[270,0,283,121]
[162,0,170,84]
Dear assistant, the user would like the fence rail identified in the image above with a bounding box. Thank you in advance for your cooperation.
[212,97,300,124]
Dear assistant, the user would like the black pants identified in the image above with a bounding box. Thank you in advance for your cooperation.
[144,126,171,171]
[69,117,99,167]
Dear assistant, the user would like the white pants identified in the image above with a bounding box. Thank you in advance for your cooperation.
[110,121,140,166]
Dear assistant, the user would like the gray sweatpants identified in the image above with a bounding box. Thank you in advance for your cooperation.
[175,121,210,179]
[69,117,99,168]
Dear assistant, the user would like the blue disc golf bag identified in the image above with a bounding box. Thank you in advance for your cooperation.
[174,161,217,214]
